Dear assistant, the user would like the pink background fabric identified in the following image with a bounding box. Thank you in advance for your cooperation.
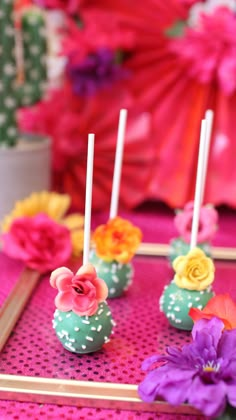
[1,204,236,419]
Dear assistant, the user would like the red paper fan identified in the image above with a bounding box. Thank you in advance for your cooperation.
[80,0,236,208]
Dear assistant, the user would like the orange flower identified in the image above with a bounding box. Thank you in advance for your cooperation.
[189,294,236,330]
[93,216,142,263]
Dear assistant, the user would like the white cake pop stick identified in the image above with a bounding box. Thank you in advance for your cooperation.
[190,119,207,250]
[109,109,128,219]
[83,133,95,265]
[200,109,214,205]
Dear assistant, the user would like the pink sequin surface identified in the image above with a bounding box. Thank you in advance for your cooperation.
[1,205,236,419]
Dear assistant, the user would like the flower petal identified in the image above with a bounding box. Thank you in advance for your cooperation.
[218,328,236,361]
[50,267,73,290]
[76,263,97,280]
[189,377,227,418]
[73,297,98,316]
[91,276,108,301]
[55,291,73,312]
[192,317,224,347]
[227,383,236,407]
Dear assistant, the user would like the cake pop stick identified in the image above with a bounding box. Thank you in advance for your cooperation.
[83,133,95,265]
[190,119,207,250]
[200,110,214,205]
[109,109,128,220]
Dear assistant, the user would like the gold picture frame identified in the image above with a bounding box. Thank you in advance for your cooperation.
[0,242,236,414]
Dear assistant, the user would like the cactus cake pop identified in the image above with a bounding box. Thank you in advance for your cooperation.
[169,201,218,263]
[162,117,216,330]
[169,111,218,262]
[50,264,114,353]
[160,247,215,330]
[50,134,114,353]
[91,216,142,298]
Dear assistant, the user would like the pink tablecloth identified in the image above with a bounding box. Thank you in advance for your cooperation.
[1,204,236,420]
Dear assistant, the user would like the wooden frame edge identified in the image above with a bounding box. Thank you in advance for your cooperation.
[137,243,236,260]
[0,374,201,415]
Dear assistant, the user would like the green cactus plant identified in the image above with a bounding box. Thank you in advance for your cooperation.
[0,0,47,147]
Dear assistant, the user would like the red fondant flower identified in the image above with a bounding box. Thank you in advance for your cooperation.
[2,214,72,273]
[189,294,236,330]
[174,201,218,243]
[50,264,108,316]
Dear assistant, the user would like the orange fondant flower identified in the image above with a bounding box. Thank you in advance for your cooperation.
[173,247,215,291]
[189,294,236,330]
[93,216,142,263]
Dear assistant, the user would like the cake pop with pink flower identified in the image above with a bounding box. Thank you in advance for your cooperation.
[50,134,114,353]
[50,263,114,353]
[169,200,218,262]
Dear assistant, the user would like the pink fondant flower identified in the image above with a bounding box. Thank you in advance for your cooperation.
[2,214,72,273]
[174,201,218,243]
[50,264,108,316]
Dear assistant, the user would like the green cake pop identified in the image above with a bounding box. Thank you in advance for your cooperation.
[92,216,142,298]
[89,249,133,298]
[53,302,114,354]
[169,202,218,263]
[50,135,115,353]
[50,264,115,354]
[160,247,215,331]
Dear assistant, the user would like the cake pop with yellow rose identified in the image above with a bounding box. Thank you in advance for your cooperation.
[90,216,142,298]
[160,247,215,331]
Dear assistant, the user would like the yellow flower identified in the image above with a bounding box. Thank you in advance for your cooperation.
[93,216,142,263]
[173,247,215,291]
[1,191,70,232]
[1,191,84,257]
[62,214,84,257]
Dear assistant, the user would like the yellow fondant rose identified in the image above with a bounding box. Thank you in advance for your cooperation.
[173,248,215,291]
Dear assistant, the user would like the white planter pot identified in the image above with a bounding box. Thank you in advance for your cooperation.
[0,135,51,221]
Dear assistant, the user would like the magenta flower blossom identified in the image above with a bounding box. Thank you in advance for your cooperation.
[138,317,236,417]
[50,264,108,316]
[169,7,236,94]
[2,214,72,273]
[174,201,218,243]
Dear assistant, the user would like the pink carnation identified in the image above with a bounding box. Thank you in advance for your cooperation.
[50,264,108,316]
[169,7,236,94]
[2,214,72,273]
[174,201,218,243]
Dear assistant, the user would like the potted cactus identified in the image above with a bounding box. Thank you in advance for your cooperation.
[0,0,51,221]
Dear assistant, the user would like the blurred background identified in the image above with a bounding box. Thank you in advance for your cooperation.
[3,0,236,214]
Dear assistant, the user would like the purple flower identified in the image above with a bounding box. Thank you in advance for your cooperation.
[66,48,129,96]
[138,318,236,417]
